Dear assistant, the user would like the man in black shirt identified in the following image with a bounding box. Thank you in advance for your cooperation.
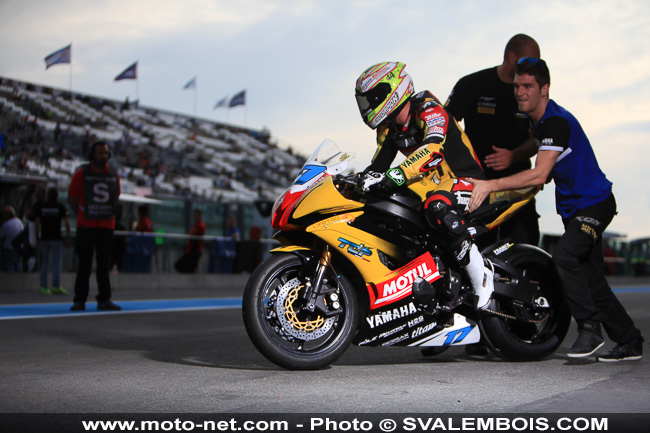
[35,187,71,295]
[445,34,541,247]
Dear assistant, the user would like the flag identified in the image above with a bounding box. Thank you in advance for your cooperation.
[229,89,246,108]
[114,62,138,81]
[183,76,196,89]
[44,44,71,70]
[214,96,227,109]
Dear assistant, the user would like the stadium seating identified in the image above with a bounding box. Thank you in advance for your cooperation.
[0,77,304,204]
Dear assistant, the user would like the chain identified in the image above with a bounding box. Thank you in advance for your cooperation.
[484,307,549,324]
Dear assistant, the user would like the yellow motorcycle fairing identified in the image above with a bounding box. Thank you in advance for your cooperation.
[292,176,364,220]
[305,211,402,283]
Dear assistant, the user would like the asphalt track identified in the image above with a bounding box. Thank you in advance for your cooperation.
[1,278,649,431]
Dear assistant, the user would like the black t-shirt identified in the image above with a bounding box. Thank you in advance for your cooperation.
[34,201,68,241]
[445,66,531,179]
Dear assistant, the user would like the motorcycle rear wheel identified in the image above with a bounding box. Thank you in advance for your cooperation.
[480,257,571,361]
[242,253,358,370]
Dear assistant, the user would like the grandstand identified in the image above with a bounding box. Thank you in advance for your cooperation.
[0,75,304,208]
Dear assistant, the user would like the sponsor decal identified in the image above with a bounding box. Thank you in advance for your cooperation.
[375,92,400,124]
[311,213,357,230]
[360,64,395,91]
[380,333,410,347]
[575,216,601,226]
[456,240,470,262]
[367,252,441,309]
[581,223,598,240]
[411,322,438,338]
[541,138,554,146]
[477,97,497,115]
[402,147,431,169]
[366,302,418,328]
[358,336,378,346]
[387,168,406,186]
[338,237,372,260]
[422,108,443,121]
[454,190,472,210]
[426,117,445,128]
[378,324,408,339]
[408,316,425,328]
[493,243,514,256]
[477,107,495,115]
[420,152,444,172]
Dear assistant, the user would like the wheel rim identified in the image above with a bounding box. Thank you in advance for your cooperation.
[494,264,568,345]
[258,261,349,354]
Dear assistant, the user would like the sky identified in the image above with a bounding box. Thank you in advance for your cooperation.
[1,0,650,239]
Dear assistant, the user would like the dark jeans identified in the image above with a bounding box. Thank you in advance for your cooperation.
[552,194,641,344]
[74,227,114,303]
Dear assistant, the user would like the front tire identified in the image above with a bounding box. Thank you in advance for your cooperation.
[242,253,358,370]
[481,255,570,361]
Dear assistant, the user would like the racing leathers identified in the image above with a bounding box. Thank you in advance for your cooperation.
[360,90,493,309]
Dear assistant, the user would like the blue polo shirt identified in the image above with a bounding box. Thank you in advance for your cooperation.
[534,100,612,218]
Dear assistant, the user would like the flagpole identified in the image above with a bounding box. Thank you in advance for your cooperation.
[69,62,73,99]
[194,79,198,117]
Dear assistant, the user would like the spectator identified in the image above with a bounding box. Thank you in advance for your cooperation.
[35,187,71,295]
[443,34,541,358]
[217,215,240,274]
[133,205,153,232]
[110,203,126,273]
[1,206,24,272]
[174,209,205,273]
[445,33,541,247]
[468,57,644,362]
[67,141,122,311]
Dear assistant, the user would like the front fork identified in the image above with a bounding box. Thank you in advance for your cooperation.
[301,245,343,317]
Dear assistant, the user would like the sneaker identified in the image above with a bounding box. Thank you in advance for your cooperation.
[40,287,51,295]
[70,302,86,311]
[567,330,604,358]
[597,337,644,362]
[51,286,68,295]
[97,300,122,311]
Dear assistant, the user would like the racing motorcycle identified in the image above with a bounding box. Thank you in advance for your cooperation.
[242,140,570,370]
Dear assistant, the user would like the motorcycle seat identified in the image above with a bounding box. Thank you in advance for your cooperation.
[466,186,539,230]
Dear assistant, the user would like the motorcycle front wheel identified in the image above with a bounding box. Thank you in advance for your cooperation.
[242,253,358,370]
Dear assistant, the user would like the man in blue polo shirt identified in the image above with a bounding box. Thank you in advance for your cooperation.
[467,57,643,362]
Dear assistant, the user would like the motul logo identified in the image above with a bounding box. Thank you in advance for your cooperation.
[368,253,440,309]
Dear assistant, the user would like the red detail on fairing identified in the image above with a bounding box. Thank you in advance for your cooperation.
[271,189,306,231]
[367,252,441,309]
[452,178,474,192]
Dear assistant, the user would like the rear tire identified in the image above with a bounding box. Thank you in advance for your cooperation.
[481,256,570,361]
[242,253,358,370]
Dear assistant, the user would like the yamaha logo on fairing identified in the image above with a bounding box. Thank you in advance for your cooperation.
[366,302,418,328]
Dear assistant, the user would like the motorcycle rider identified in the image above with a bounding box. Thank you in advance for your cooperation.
[355,61,494,310]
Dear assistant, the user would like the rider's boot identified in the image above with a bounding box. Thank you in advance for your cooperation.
[462,243,494,310]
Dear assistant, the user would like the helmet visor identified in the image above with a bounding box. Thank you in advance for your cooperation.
[355,82,391,117]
